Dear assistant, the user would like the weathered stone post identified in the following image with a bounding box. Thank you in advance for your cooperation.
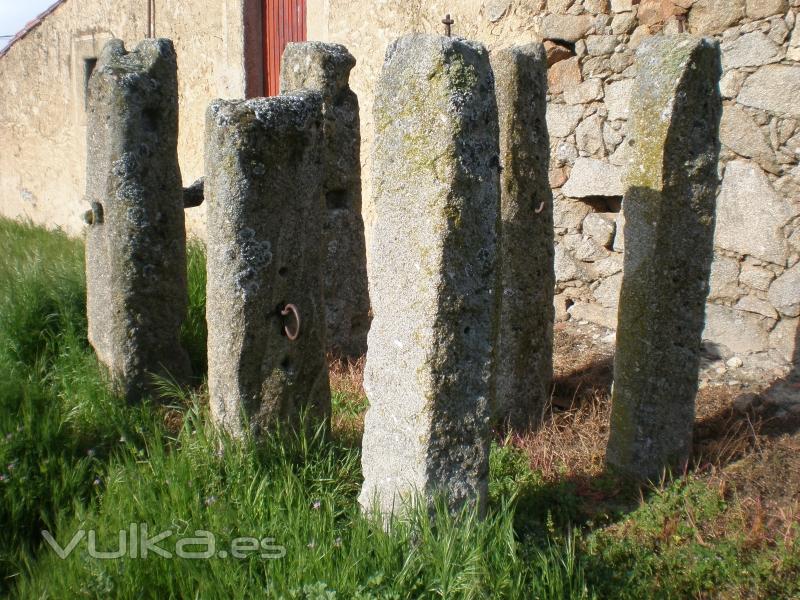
[606,35,722,480]
[205,94,331,437]
[85,39,190,402]
[491,44,555,430]
[280,42,371,359]
[358,34,501,518]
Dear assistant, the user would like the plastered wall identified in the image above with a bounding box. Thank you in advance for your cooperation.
[0,0,250,236]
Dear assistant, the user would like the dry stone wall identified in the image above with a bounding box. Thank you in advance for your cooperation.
[316,0,800,371]
[545,0,800,374]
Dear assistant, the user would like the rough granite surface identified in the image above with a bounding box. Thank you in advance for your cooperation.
[606,35,722,481]
[85,38,190,402]
[280,42,371,359]
[358,34,501,519]
[205,94,331,438]
[491,44,555,430]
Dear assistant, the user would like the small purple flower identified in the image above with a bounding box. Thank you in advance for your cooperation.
[334,537,343,548]
[312,500,321,510]
[205,495,218,506]
[93,478,102,486]
[307,540,316,549]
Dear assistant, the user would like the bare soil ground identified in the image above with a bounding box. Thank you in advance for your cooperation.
[330,321,800,539]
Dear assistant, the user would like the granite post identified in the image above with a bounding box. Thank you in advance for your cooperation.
[606,35,722,480]
[491,44,555,430]
[85,39,190,402]
[280,42,371,359]
[358,34,501,518]
[205,94,331,437]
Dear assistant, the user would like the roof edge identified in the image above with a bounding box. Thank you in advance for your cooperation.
[0,1,68,60]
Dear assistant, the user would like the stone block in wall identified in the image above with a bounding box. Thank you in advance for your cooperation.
[485,0,513,22]
[719,104,780,174]
[740,263,776,291]
[562,157,624,197]
[611,0,637,13]
[539,14,594,42]
[555,243,589,281]
[550,166,569,188]
[554,196,592,229]
[736,295,779,319]
[746,0,788,19]
[613,211,626,251]
[604,79,634,121]
[708,255,742,301]
[585,0,612,14]
[593,252,624,277]
[688,0,746,34]
[768,263,800,316]
[583,212,617,247]
[554,293,572,322]
[594,272,623,308]
[565,78,604,104]
[555,140,580,164]
[737,65,800,118]
[565,232,612,261]
[721,31,784,69]
[611,12,639,33]
[568,301,618,328]
[576,114,607,155]
[586,35,620,56]
[770,316,799,364]
[703,304,771,355]
[547,104,585,138]
[789,19,800,60]
[547,57,582,94]
[610,137,635,166]
[638,0,689,27]
[719,70,746,98]
[714,160,792,265]
[629,24,652,48]
[603,121,626,151]
[544,40,575,65]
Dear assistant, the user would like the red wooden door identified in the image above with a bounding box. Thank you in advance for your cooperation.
[263,0,307,96]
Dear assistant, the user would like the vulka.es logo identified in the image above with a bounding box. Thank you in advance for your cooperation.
[41,524,287,560]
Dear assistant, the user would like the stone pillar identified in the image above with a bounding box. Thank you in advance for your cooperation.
[205,93,331,437]
[358,34,501,518]
[280,42,371,359]
[491,44,555,431]
[85,39,190,402]
[606,35,722,480]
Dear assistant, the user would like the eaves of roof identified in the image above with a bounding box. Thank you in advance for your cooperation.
[0,1,68,60]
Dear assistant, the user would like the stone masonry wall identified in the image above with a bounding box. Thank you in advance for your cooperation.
[313,0,800,370]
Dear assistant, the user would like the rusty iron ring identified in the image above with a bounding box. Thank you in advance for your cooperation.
[281,304,301,341]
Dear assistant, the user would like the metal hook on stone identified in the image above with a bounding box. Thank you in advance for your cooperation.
[281,304,301,341]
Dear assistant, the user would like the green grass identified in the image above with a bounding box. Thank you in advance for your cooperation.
[0,218,796,599]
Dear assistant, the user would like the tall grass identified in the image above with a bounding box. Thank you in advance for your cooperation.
[0,219,590,599]
[5,218,793,599]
